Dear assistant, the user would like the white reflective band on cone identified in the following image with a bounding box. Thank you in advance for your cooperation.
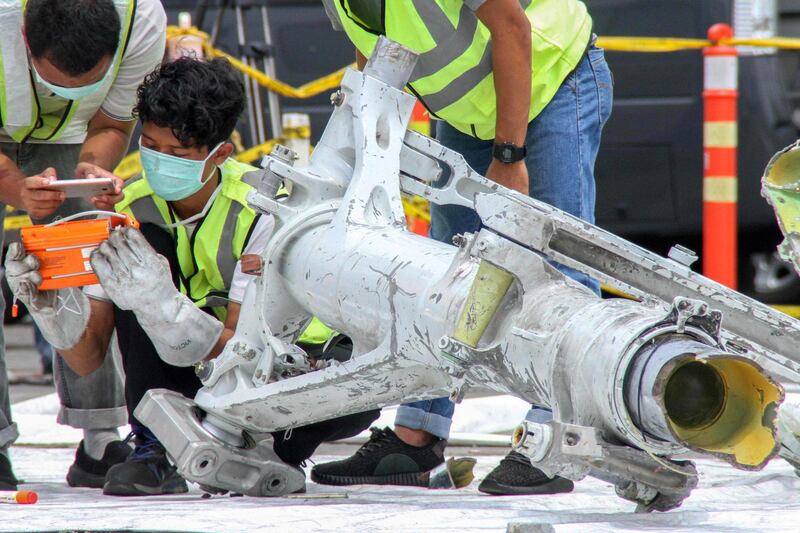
[704,56,738,90]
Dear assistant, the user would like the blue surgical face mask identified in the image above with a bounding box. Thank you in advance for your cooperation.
[139,139,224,202]
[31,61,113,101]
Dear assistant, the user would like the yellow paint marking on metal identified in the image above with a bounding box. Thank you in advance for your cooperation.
[703,177,738,203]
[453,261,513,347]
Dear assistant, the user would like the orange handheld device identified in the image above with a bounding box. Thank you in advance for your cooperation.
[20,211,139,292]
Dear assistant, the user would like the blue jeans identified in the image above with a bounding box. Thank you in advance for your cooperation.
[395,46,613,439]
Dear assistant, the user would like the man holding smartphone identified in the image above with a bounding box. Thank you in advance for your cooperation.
[6,58,378,495]
[0,0,166,491]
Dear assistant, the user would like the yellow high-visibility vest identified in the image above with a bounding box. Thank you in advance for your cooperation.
[330,0,592,139]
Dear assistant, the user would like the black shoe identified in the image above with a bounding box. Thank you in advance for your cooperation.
[272,409,381,465]
[478,450,574,495]
[0,452,18,490]
[103,431,188,496]
[310,427,445,486]
[66,439,133,488]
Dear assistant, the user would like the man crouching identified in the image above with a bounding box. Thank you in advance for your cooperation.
[6,58,377,496]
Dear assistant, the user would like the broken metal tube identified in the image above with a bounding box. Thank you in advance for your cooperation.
[625,334,781,469]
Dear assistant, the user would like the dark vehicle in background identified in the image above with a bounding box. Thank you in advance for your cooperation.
[164,0,800,302]
[587,0,800,302]
[6,0,798,322]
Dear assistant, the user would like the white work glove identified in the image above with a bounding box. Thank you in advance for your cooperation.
[4,242,89,350]
[90,226,223,366]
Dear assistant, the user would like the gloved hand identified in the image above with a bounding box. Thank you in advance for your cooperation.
[4,242,89,350]
[90,227,223,366]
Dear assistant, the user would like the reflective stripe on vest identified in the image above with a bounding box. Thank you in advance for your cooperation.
[0,0,136,142]
[300,317,336,346]
[331,0,592,139]
[116,158,257,322]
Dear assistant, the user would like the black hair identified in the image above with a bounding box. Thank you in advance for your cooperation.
[134,58,246,150]
[25,0,120,77]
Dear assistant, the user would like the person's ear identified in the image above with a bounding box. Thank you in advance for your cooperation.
[212,142,234,165]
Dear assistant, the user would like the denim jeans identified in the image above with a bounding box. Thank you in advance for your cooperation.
[395,46,613,440]
[0,142,128,456]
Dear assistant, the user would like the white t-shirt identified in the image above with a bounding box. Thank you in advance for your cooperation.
[85,212,275,306]
[0,0,166,144]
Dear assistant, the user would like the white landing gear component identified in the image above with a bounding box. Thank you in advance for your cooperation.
[136,390,305,497]
[138,37,792,510]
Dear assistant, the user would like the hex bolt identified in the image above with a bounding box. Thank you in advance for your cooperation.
[330,90,345,107]
[255,369,263,379]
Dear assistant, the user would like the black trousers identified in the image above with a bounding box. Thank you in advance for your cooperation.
[113,223,379,464]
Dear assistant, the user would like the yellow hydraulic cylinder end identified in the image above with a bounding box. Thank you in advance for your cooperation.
[662,356,783,470]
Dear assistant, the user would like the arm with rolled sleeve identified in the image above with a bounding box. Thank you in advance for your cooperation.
[79,0,167,174]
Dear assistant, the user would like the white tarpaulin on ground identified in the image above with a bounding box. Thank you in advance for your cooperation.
[3,448,800,532]
[5,393,800,532]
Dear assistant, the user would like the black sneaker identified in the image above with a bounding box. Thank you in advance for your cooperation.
[478,450,574,495]
[310,427,445,486]
[103,431,188,496]
[66,439,133,488]
[0,452,18,490]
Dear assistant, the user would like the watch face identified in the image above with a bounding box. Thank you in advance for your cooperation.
[494,142,524,163]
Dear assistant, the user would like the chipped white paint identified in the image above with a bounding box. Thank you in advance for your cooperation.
[137,38,793,511]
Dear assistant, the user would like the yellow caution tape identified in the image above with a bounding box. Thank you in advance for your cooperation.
[234,139,280,165]
[166,26,351,98]
[723,37,800,50]
[596,36,710,52]
[772,305,800,319]
[165,25,800,101]
[596,35,800,53]
[282,126,311,140]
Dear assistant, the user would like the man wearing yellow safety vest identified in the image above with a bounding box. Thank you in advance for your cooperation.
[6,57,379,496]
[312,0,613,496]
[0,0,166,491]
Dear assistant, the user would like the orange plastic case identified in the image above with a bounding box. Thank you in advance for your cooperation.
[20,214,139,290]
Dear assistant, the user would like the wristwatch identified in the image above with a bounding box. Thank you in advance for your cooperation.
[492,142,527,164]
